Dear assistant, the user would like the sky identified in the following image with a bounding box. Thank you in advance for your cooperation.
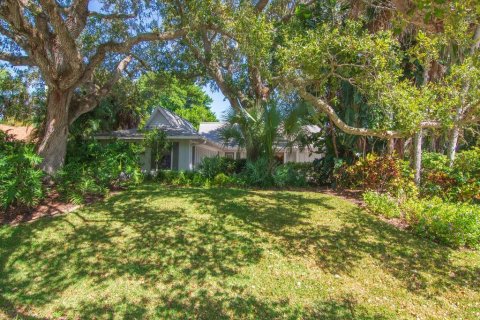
[204,86,229,120]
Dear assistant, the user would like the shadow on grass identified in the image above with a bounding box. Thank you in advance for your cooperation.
[0,184,478,318]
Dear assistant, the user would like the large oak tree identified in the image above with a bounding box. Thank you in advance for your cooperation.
[0,0,186,173]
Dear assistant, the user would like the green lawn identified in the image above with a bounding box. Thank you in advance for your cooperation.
[1,184,479,319]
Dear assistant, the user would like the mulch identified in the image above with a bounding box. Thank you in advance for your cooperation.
[0,192,79,226]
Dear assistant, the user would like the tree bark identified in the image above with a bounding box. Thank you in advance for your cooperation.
[37,88,73,174]
[413,129,423,185]
[447,125,460,167]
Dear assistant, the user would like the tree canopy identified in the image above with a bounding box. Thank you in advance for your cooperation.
[1,0,479,173]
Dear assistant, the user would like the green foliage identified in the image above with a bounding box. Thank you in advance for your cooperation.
[143,128,171,171]
[212,173,231,187]
[155,170,208,187]
[335,154,416,198]
[240,157,275,187]
[55,140,142,204]
[0,68,44,124]
[0,132,44,210]
[273,163,308,188]
[198,156,242,179]
[421,149,480,203]
[363,191,402,219]
[137,73,216,129]
[414,199,480,248]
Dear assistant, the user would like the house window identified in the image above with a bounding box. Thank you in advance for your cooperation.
[192,146,196,166]
[151,148,171,170]
[224,152,235,159]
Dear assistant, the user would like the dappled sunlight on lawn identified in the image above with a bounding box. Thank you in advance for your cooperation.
[0,184,479,319]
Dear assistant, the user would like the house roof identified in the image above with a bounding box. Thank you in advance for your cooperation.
[97,107,202,139]
[198,122,227,143]
[0,124,34,141]
[96,107,322,149]
[145,107,201,137]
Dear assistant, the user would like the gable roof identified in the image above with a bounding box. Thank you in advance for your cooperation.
[96,107,322,149]
[145,107,199,137]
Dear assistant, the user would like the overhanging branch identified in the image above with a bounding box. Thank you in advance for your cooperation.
[298,86,441,139]
[0,52,34,65]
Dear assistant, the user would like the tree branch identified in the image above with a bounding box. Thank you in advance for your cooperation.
[0,52,34,65]
[255,0,269,12]
[38,0,82,65]
[76,28,187,88]
[297,86,440,139]
[69,55,133,124]
[89,11,137,20]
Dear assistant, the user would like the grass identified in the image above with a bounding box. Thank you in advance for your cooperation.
[0,184,479,319]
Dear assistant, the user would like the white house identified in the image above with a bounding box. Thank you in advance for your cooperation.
[96,107,323,171]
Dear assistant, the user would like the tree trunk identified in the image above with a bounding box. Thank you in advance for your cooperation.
[330,120,339,158]
[413,130,423,185]
[38,88,73,174]
[447,125,460,167]
[387,138,395,155]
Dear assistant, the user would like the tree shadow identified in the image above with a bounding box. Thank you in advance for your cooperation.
[0,184,478,318]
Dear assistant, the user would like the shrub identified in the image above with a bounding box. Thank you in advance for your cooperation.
[155,170,208,187]
[198,156,238,179]
[413,199,480,248]
[212,173,231,187]
[273,163,308,188]
[363,191,401,219]
[55,140,142,204]
[421,149,480,203]
[0,133,44,210]
[335,154,415,197]
[240,157,275,187]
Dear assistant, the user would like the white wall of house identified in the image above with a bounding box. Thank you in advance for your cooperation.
[178,140,192,170]
[141,147,152,171]
[194,144,220,168]
[296,150,323,162]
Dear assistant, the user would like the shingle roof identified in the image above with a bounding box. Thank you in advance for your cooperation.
[96,107,322,147]
[198,122,241,148]
[97,107,202,139]
[145,108,200,137]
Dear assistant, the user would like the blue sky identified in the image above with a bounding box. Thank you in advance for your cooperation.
[204,87,229,120]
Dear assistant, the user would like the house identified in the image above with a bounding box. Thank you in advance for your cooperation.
[96,107,323,171]
[0,124,33,141]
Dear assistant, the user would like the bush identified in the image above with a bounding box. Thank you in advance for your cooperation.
[198,156,241,179]
[240,157,275,187]
[55,140,142,204]
[421,149,480,203]
[0,132,44,210]
[413,199,480,248]
[155,170,208,187]
[273,163,308,188]
[363,191,401,219]
[213,173,231,187]
[335,154,416,197]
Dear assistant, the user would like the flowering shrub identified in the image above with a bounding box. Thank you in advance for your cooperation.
[335,154,416,197]
[422,149,480,203]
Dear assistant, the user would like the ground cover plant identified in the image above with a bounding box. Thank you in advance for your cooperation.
[1,184,479,319]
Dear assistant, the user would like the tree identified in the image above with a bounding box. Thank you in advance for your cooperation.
[143,128,170,171]
[136,72,216,129]
[163,0,296,160]
[0,67,44,124]
[278,0,480,183]
[0,0,187,173]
